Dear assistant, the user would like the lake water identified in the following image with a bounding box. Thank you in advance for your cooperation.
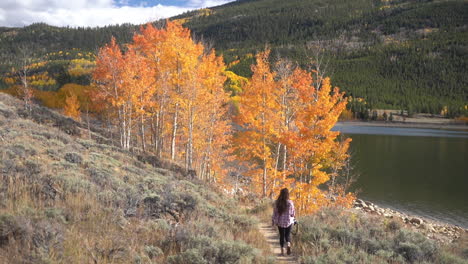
[333,123,468,228]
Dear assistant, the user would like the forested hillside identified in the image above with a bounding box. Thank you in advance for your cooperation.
[179,0,468,116]
[0,0,467,116]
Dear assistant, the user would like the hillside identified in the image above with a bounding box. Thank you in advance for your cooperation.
[0,93,272,263]
[0,0,467,116]
[179,0,468,116]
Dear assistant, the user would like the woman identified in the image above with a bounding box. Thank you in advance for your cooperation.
[272,188,295,256]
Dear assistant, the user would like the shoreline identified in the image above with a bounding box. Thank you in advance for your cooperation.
[336,120,468,130]
[352,199,467,243]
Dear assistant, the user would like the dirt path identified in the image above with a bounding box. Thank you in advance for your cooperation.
[258,223,298,263]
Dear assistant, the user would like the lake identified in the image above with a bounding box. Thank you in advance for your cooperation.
[333,123,468,228]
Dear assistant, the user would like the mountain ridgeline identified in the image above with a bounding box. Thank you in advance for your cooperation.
[0,0,467,116]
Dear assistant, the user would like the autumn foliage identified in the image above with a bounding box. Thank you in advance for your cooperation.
[235,50,354,215]
[93,21,229,182]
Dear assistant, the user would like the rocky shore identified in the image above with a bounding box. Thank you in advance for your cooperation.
[353,199,467,243]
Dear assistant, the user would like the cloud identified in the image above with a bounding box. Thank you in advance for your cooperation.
[0,0,234,28]
[187,0,234,8]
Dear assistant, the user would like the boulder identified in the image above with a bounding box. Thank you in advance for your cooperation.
[410,217,423,225]
[355,199,366,207]
[384,213,393,218]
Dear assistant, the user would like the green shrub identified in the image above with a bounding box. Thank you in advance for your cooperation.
[87,167,112,187]
[44,208,66,222]
[152,219,171,232]
[0,214,19,246]
[144,245,163,259]
[387,219,402,232]
[397,242,423,262]
[463,248,468,259]
[59,173,93,194]
[168,249,207,264]
[249,199,271,215]
[216,240,255,263]
[438,251,468,264]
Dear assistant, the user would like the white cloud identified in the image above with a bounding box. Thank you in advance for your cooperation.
[0,0,234,28]
[187,0,234,8]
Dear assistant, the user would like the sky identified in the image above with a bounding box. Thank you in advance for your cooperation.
[0,0,235,28]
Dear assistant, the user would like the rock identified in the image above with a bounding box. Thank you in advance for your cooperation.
[384,213,393,218]
[410,217,423,225]
[425,224,436,232]
[356,199,366,207]
[419,223,429,230]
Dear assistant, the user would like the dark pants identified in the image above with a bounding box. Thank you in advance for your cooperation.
[278,225,292,248]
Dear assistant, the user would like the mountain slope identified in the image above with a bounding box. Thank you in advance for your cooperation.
[0,93,271,263]
[179,0,468,115]
[0,0,467,115]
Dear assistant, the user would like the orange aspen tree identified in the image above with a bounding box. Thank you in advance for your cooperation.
[235,49,282,197]
[93,37,134,149]
[122,46,155,151]
[132,23,169,157]
[136,21,202,161]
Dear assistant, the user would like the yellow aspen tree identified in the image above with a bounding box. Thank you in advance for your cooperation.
[193,51,229,182]
[288,70,352,215]
[273,58,298,193]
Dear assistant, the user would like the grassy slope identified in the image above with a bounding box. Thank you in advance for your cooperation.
[251,202,468,264]
[295,208,468,264]
[0,93,272,263]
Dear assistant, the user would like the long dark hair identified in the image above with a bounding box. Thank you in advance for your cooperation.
[276,188,289,214]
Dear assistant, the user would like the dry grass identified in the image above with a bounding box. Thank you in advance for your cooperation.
[0,93,272,263]
[293,207,468,264]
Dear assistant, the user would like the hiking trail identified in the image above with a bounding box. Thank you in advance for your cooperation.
[259,222,298,263]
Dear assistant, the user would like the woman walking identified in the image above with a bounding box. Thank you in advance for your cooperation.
[272,188,295,256]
